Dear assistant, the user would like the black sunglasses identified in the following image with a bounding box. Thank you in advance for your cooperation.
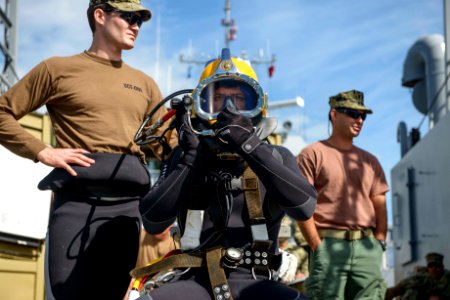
[118,11,143,27]
[104,8,143,27]
[335,107,367,121]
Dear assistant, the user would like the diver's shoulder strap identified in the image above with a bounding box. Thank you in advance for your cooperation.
[242,166,270,243]
[242,166,263,221]
[242,165,273,276]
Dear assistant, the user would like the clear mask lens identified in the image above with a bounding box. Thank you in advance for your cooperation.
[200,79,258,114]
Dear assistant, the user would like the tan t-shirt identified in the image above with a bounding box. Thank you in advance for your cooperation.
[0,51,172,162]
[297,140,389,230]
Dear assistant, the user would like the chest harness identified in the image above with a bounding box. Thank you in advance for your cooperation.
[129,166,282,300]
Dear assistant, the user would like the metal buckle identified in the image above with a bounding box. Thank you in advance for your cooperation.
[142,279,156,293]
[142,268,192,293]
[251,267,272,280]
[155,270,177,287]
[344,230,352,240]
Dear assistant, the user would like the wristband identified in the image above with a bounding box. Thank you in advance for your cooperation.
[241,134,261,154]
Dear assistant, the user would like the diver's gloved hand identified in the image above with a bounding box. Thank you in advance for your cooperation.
[214,106,261,153]
[173,100,201,166]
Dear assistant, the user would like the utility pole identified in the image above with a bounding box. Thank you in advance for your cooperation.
[444,0,450,113]
[0,0,19,94]
[222,0,235,49]
[179,0,275,72]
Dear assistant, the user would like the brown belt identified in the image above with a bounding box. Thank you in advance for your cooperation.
[318,228,373,241]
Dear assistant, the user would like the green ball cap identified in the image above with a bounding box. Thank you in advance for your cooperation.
[426,252,444,265]
[329,89,373,113]
[89,0,152,21]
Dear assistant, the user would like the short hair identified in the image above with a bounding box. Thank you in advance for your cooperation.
[87,4,111,33]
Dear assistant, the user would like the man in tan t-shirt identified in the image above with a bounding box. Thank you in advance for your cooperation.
[296,90,389,300]
[0,1,175,299]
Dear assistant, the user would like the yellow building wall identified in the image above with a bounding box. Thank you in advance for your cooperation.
[18,112,55,146]
[0,241,46,300]
[0,112,52,300]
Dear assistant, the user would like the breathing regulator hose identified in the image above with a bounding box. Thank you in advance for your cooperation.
[134,89,193,146]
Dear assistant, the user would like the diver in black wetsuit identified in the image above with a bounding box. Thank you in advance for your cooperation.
[135,48,317,300]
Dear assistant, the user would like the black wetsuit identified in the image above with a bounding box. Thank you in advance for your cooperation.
[48,193,141,300]
[139,139,317,300]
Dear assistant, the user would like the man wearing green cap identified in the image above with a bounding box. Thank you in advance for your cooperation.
[0,1,174,299]
[385,252,450,299]
[296,90,389,299]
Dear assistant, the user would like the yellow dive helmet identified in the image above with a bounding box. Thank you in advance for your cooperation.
[191,48,267,126]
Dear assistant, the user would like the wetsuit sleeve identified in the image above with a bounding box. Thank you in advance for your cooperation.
[239,143,317,221]
[139,147,199,234]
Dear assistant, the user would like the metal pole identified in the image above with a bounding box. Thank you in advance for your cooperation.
[444,0,450,113]
[0,0,19,93]
[224,0,231,48]
[268,96,304,109]
[154,13,161,84]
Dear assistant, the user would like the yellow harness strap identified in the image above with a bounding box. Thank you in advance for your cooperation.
[131,166,272,298]
[242,166,272,276]
[130,252,204,278]
[206,247,234,300]
[242,166,263,221]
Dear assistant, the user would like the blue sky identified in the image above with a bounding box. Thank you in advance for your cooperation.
[15,0,444,223]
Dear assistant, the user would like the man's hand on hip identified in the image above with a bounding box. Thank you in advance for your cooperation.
[37,147,95,176]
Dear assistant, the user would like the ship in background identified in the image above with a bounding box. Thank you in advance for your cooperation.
[390,0,450,282]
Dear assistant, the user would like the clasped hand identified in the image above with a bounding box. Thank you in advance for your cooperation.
[213,106,255,148]
[173,103,256,161]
